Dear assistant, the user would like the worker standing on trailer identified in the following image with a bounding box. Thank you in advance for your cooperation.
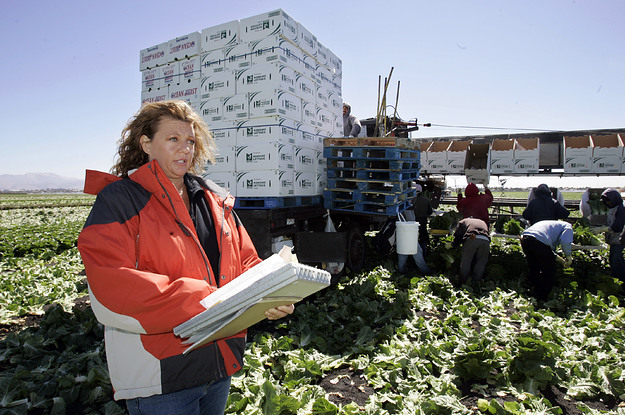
[594,188,625,282]
[520,220,573,300]
[456,182,493,227]
[451,217,491,287]
[343,103,361,137]
[522,184,570,225]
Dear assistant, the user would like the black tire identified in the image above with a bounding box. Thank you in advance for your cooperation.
[345,224,366,273]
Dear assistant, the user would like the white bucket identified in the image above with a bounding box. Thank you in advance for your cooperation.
[395,221,419,255]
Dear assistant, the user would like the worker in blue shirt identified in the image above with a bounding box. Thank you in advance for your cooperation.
[520,220,573,300]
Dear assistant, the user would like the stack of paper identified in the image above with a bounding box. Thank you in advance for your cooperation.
[174,254,331,353]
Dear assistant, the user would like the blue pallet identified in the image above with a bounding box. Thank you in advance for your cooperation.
[327,178,414,193]
[355,169,419,181]
[324,146,420,160]
[235,196,322,209]
[327,158,419,171]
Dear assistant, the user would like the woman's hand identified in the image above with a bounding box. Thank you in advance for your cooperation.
[265,304,295,320]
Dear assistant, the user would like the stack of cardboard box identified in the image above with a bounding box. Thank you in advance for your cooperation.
[139,9,342,198]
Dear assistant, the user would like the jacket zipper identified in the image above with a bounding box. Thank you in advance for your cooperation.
[149,163,217,287]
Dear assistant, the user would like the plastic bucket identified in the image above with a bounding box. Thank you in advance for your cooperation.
[395,221,419,255]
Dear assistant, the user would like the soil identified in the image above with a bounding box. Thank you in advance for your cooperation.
[0,295,90,340]
[319,367,374,408]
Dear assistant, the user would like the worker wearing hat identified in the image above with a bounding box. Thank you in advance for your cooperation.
[343,103,361,137]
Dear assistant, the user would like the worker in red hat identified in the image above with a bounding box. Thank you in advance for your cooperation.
[456,182,493,227]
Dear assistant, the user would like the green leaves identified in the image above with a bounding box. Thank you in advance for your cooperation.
[3,194,625,414]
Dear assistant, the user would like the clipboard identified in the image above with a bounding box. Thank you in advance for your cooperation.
[174,252,331,353]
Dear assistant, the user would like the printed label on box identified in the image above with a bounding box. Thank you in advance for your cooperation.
[201,21,240,52]
[236,170,295,197]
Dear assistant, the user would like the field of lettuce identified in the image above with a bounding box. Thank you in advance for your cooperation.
[1,193,625,414]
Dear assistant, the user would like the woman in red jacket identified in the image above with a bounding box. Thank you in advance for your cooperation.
[456,182,494,227]
[78,100,293,414]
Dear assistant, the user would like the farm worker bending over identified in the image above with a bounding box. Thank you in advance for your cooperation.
[343,102,361,137]
[456,182,493,227]
[522,184,570,225]
[451,218,490,286]
[520,220,573,300]
[594,188,625,282]
[78,100,294,414]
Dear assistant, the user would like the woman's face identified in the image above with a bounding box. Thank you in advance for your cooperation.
[140,117,195,185]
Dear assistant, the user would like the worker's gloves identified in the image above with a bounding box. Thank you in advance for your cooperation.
[593,226,610,233]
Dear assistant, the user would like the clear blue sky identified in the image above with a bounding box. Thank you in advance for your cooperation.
[1,0,623,188]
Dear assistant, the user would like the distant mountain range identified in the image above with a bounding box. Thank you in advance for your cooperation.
[0,173,84,191]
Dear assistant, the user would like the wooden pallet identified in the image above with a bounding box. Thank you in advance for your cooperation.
[323,137,418,149]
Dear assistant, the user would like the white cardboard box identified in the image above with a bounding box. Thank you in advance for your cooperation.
[328,90,342,116]
[141,68,160,91]
[301,100,317,127]
[235,142,294,171]
[235,117,297,145]
[447,140,471,173]
[316,41,328,67]
[168,32,201,62]
[202,171,237,196]
[296,22,317,59]
[200,49,226,76]
[425,141,449,173]
[199,98,224,123]
[563,135,592,173]
[316,107,333,131]
[204,146,235,173]
[300,54,318,81]
[514,138,540,173]
[316,171,327,195]
[248,89,302,121]
[208,121,237,147]
[160,61,180,87]
[222,94,249,121]
[236,170,295,197]
[490,139,515,174]
[249,35,302,73]
[294,73,316,102]
[294,171,317,196]
[141,86,168,105]
[235,63,297,95]
[327,49,342,77]
[331,114,343,137]
[239,9,298,44]
[201,20,240,52]
[200,70,236,100]
[223,43,252,72]
[297,122,318,149]
[464,143,491,184]
[294,146,317,172]
[418,142,430,172]
[140,42,167,70]
[179,56,202,82]
[168,79,201,104]
[315,84,329,109]
[591,134,623,173]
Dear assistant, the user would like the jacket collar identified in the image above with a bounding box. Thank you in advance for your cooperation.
[82,161,235,212]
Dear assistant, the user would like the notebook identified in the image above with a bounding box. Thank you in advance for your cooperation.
[174,253,331,353]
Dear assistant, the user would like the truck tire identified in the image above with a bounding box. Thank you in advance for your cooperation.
[345,224,366,273]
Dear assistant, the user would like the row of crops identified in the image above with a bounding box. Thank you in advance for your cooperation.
[1,193,624,414]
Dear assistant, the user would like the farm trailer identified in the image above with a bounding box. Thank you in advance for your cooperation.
[235,136,423,274]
